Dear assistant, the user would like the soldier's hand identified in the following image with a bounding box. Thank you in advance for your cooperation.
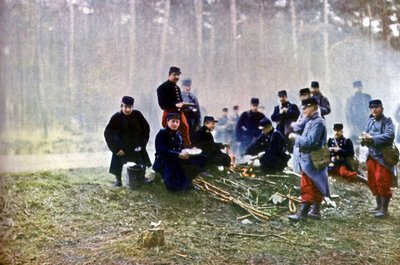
[288,133,297,141]
[175,102,184,109]
[134,146,142,152]
[179,152,190,160]
[116,150,125,156]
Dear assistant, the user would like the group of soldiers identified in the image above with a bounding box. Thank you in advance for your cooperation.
[104,66,397,221]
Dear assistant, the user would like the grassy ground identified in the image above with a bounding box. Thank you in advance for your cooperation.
[1,167,400,265]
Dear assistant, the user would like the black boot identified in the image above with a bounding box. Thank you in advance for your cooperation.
[374,197,390,218]
[113,175,123,187]
[368,197,381,212]
[288,203,311,222]
[308,202,321,220]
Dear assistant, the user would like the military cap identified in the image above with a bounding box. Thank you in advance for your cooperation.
[166,112,181,121]
[299,88,311,96]
[333,123,343,130]
[258,117,272,128]
[353,80,363,88]
[301,97,318,108]
[222,107,228,112]
[182,78,192,86]
[121,96,134,106]
[168,66,181,75]
[250,97,260,106]
[278,90,287,97]
[233,105,239,110]
[204,116,218,123]
[311,81,319,88]
[369,99,383,108]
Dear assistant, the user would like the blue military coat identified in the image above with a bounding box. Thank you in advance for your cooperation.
[313,93,331,117]
[235,110,266,153]
[295,112,330,197]
[153,128,206,191]
[327,136,355,170]
[345,92,372,138]
[270,101,300,136]
[364,115,395,173]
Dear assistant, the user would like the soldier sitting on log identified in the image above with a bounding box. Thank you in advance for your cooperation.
[245,117,290,173]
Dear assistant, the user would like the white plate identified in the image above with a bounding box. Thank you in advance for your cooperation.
[182,148,202,156]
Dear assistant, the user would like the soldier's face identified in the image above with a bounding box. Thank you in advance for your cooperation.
[311,87,319,95]
[300,94,310,101]
[168,73,180,83]
[303,105,316,117]
[167,119,180,130]
[370,106,383,117]
[182,85,191,93]
[334,129,343,138]
[279,96,288,104]
[222,111,228,117]
[205,121,216,131]
[250,105,258,112]
[121,104,133,115]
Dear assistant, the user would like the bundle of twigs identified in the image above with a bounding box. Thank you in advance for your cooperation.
[193,177,271,221]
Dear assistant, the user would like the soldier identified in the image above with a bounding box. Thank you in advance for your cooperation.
[192,116,231,169]
[345,81,372,142]
[181,78,201,139]
[153,113,206,192]
[291,88,312,173]
[230,105,241,157]
[245,117,290,173]
[271,90,300,152]
[235,98,266,154]
[156,66,192,147]
[395,104,400,143]
[310,81,331,118]
[104,96,152,187]
[361,99,396,218]
[327,124,367,183]
[288,97,330,221]
[215,108,229,144]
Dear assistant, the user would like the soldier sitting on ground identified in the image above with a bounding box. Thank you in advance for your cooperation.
[245,117,290,173]
[327,123,367,183]
[192,116,231,170]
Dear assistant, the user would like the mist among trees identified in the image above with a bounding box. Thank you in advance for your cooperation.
[1,0,399,155]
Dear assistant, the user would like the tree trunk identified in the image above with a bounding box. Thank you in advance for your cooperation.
[129,0,136,90]
[194,0,203,78]
[159,0,171,80]
[322,0,330,91]
[290,0,299,79]
[230,0,238,97]
[67,0,75,124]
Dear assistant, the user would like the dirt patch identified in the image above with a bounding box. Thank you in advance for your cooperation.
[1,167,400,264]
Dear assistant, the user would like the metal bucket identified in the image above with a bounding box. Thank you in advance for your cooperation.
[127,164,146,189]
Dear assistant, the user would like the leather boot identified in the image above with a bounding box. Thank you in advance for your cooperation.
[288,203,311,222]
[308,202,321,220]
[368,197,381,212]
[374,197,390,218]
[113,175,123,187]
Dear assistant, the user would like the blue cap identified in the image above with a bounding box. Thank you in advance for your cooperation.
[369,99,382,108]
[122,96,134,106]
[353,80,363,88]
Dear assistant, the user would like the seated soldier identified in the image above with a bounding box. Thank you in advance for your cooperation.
[192,116,231,169]
[328,123,367,183]
[104,96,152,187]
[245,117,290,173]
[153,113,206,192]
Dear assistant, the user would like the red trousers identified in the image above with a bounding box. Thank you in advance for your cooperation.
[162,110,191,147]
[330,165,357,180]
[301,172,324,203]
[366,158,392,198]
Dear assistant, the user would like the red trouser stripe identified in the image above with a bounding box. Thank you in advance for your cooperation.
[300,172,324,203]
[366,158,392,198]
[162,110,191,147]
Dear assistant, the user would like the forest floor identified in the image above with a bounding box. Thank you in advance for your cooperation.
[1,166,400,265]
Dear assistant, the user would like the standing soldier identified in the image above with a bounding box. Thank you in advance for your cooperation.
[192,116,231,169]
[215,108,229,143]
[310,81,331,118]
[361,99,396,218]
[104,96,152,187]
[235,98,266,154]
[291,88,312,173]
[271,90,300,152]
[245,118,290,173]
[345,81,372,142]
[156,66,192,147]
[181,78,201,139]
[327,124,367,183]
[288,97,330,221]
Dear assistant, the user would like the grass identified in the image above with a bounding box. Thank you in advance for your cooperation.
[1,167,400,264]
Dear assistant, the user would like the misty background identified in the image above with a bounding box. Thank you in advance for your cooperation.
[0,0,399,166]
